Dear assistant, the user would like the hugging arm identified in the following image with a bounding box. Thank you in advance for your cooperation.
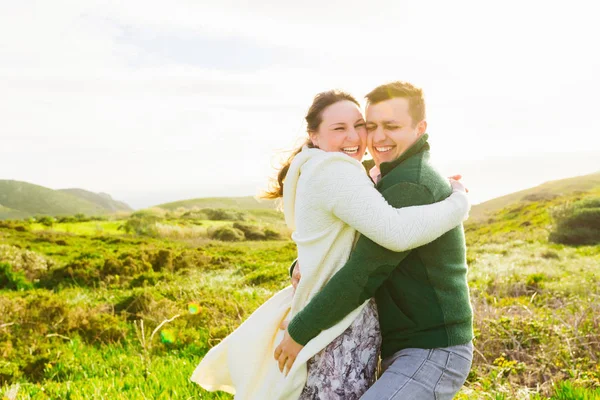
[287,181,450,345]
[313,159,469,252]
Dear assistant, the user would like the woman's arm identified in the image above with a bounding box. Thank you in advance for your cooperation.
[311,157,469,252]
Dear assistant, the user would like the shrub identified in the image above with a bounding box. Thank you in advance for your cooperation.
[36,215,55,227]
[0,244,55,281]
[76,313,128,344]
[151,249,173,272]
[74,213,88,221]
[233,222,266,240]
[45,258,103,287]
[102,255,153,277]
[57,215,77,223]
[0,262,33,290]
[115,290,159,318]
[120,213,161,237]
[199,208,246,221]
[263,228,282,240]
[230,223,282,241]
[172,250,210,272]
[129,271,168,288]
[540,250,559,259]
[550,198,600,245]
[210,226,245,242]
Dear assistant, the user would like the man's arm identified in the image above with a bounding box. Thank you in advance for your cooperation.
[287,181,436,346]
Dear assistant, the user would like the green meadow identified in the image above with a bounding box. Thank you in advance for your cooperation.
[1,189,599,399]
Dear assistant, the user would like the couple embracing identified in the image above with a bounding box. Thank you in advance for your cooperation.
[192,81,474,400]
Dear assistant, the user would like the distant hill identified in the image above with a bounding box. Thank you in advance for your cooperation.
[470,171,600,221]
[153,196,277,211]
[153,172,600,222]
[0,205,30,220]
[59,188,133,212]
[0,180,132,219]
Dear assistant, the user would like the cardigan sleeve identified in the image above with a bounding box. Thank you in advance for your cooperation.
[310,157,470,252]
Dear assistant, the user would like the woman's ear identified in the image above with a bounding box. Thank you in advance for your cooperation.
[308,131,319,148]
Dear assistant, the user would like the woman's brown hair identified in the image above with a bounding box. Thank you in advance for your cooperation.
[263,90,360,199]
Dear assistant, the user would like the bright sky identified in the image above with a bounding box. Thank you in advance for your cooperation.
[1,1,599,209]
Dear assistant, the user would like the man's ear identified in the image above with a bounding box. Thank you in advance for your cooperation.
[416,120,427,136]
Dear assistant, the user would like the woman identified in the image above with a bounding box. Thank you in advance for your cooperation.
[190,90,470,399]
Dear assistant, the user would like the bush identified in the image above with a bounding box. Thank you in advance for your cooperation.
[264,228,282,240]
[45,258,103,287]
[36,215,56,227]
[102,255,153,277]
[233,222,266,240]
[75,313,128,344]
[210,226,245,242]
[231,223,282,241]
[0,262,33,290]
[151,249,173,272]
[129,271,168,288]
[199,208,246,221]
[550,198,600,245]
[57,215,77,223]
[120,213,161,237]
[0,244,55,281]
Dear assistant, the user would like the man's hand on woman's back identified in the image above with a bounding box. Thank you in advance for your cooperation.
[449,174,469,193]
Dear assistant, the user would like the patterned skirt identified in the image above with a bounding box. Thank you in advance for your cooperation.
[298,298,382,400]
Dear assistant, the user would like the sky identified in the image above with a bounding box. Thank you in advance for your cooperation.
[1,0,599,209]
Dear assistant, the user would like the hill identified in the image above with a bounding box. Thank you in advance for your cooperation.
[470,171,600,221]
[0,180,131,219]
[0,205,30,220]
[153,196,277,211]
[58,188,133,212]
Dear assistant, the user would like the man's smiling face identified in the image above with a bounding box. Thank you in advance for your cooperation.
[366,97,427,166]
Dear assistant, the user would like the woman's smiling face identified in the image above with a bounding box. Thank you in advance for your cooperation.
[309,100,367,162]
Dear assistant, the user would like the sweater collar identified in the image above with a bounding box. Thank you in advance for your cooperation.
[380,134,430,177]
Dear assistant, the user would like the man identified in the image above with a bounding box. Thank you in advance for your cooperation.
[275,81,474,399]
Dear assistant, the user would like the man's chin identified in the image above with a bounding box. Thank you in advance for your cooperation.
[376,155,394,165]
[379,149,405,164]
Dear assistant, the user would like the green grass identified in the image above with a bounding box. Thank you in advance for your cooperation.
[30,221,126,235]
[153,196,276,211]
[470,171,600,221]
[1,188,600,399]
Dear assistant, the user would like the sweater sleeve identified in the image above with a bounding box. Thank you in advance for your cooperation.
[287,181,445,345]
[312,158,469,252]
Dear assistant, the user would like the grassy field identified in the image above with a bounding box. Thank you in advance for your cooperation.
[469,171,600,221]
[29,221,126,236]
[153,196,276,211]
[1,190,599,399]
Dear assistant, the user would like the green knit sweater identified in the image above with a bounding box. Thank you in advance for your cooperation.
[287,134,473,359]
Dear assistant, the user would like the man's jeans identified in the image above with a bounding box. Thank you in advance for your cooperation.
[360,342,473,400]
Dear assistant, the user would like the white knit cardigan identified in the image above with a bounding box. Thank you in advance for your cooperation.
[190,147,470,399]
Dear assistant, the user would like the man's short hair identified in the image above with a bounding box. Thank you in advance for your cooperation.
[365,81,426,126]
